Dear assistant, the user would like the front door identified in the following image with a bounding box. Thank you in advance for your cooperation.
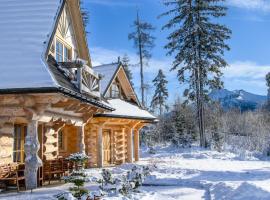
[103,130,111,165]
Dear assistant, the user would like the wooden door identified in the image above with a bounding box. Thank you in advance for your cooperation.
[103,130,111,165]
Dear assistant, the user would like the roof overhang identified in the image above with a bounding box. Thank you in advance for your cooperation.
[94,113,157,122]
[0,87,114,111]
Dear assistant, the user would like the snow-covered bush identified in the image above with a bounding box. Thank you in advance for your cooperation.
[64,154,90,199]
[148,146,156,154]
[67,153,89,169]
[98,166,151,196]
[56,153,101,200]
[211,131,224,152]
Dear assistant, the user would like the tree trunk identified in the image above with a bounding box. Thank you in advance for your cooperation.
[196,0,206,148]
[137,12,145,107]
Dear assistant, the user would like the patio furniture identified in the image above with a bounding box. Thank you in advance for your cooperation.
[43,159,65,185]
[0,163,25,192]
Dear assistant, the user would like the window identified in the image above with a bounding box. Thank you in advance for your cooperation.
[13,125,27,163]
[58,130,65,151]
[56,39,72,62]
[64,46,71,62]
[111,82,121,98]
[56,40,63,62]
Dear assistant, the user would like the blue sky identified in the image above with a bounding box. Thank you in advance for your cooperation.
[83,0,270,106]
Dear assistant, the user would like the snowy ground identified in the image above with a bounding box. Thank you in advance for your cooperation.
[1,146,270,200]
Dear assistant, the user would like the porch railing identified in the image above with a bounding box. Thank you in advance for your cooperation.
[59,59,101,99]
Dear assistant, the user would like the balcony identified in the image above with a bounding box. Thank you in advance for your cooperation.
[58,59,101,99]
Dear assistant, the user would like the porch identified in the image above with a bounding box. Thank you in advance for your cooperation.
[85,117,146,168]
[0,93,108,191]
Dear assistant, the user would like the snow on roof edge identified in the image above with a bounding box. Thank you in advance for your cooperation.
[99,99,157,121]
[40,0,65,89]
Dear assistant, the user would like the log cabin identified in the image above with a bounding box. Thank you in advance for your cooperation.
[0,0,156,190]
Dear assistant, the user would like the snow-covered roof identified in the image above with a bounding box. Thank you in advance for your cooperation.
[93,63,119,95]
[0,0,63,89]
[96,99,157,121]
[0,0,113,111]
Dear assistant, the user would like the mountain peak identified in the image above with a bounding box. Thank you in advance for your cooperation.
[209,89,267,111]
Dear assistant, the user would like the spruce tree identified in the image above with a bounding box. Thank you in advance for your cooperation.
[161,0,231,147]
[129,11,155,107]
[151,69,169,116]
[121,55,134,87]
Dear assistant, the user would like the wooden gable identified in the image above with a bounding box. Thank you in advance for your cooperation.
[105,65,140,106]
[48,0,91,66]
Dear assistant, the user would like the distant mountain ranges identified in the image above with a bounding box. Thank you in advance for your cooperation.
[209,89,268,111]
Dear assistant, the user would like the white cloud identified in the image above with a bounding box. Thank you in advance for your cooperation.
[223,61,270,95]
[228,0,270,11]
[91,46,172,74]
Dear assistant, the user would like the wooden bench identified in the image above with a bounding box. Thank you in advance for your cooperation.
[0,163,25,192]
[43,158,75,185]
[43,160,65,185]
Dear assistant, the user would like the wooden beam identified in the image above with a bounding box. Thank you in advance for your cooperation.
[42,111,83,124]
[0,106,27,117]
[134,129,140,161]
[121,128,126,164]
[97,125,103,167]
[126,128,133,163]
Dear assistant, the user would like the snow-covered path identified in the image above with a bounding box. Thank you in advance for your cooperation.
[1,146,270,200]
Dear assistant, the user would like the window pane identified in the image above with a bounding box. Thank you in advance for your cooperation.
[64,46,71,62]
[56,40,63,62]
[111,83,120,98]
[13,125,26,163]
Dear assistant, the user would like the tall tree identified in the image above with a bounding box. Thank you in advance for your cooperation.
[121,54,134,86]
[151,69,169,115]
[266,72,270,108]
[79,0,89,30]
[161,0,231,147]
[129,11,155,107]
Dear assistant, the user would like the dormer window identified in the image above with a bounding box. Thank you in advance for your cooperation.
[56,39,72,62]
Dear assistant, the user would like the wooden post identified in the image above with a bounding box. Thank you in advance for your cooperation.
[121,128,126,164]
[126,128,133,163]
[24,120,42,190]
[77,67,83,93]
[97,125,103,167]
[134,129,140,162]
[78,124,86,154]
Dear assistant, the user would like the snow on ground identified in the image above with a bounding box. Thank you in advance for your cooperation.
[1,146,270,200]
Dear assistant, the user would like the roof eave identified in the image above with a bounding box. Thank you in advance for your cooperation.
[94,113,157,122]
[0,87,114,111]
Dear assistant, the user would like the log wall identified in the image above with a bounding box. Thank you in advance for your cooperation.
[59,125,79,158]
[85,125,98,167]
[0,123,14,164]
[43,126,58,160]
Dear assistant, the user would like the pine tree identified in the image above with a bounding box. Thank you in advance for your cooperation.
[151,69,169,116]
[121,54,134,87]
[129,11,155,107]
[79,0,89,31]
[161,0,231,147]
